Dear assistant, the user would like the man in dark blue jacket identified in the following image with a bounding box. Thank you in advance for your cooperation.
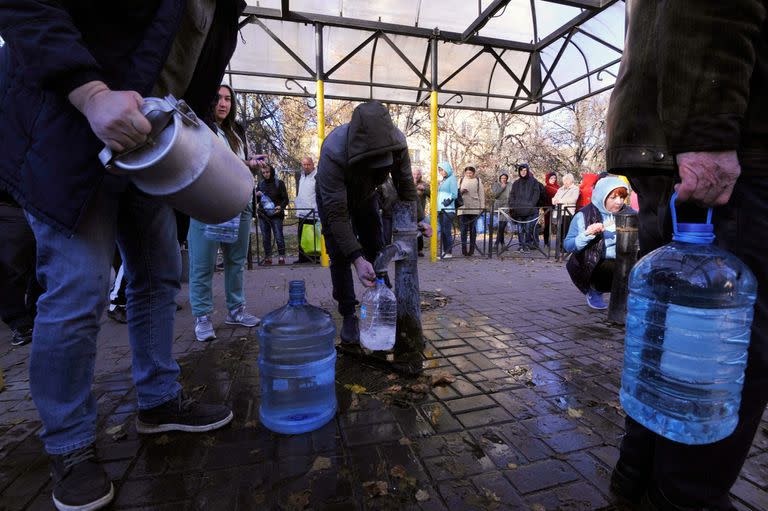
[0,2,244,510]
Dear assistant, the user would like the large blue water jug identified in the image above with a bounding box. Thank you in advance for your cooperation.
[258,280,337,434]
[620,193,757,444]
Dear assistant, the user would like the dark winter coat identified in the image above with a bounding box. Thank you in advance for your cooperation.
[543,172,560,205]
[606,0,768,176]
[257,174,289,219]
[508,171,543,218]
[0,0,246,234]
[316,102,418,260]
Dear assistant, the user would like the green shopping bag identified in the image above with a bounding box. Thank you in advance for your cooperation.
[300,221,322,255]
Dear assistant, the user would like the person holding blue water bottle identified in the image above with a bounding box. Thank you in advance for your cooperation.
[256,164,289,265]
[604,2,768,509]
[188,84,262,343]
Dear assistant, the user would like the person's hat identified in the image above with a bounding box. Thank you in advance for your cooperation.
[516,162,530,170]
[365,151,394,168]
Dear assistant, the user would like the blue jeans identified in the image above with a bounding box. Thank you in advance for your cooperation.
[516,213,537,247]
[259,215,285,258]
[26,178,181,454]
[188,206,252,317]
[438,211,455,255]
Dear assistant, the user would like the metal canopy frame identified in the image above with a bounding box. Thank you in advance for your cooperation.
[227,0,624,115]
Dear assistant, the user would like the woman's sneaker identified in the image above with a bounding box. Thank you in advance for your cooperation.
[10,326,33,346]
[225,305,260,327]
[194,315,216,342]
[50,445,114,511]
[586,289,608,310]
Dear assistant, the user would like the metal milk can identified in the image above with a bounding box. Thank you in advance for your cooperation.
[99,95,253,224]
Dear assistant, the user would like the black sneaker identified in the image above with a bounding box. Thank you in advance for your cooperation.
[340,314,360,345]
[106,305,127,324]
[50,445,114,511]
[136,392,233,434]
[609,461,648,506]
[10,326,33,346]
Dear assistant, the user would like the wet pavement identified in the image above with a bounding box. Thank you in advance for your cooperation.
[2,255,768,510]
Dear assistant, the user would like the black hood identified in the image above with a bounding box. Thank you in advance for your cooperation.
[347,101,407,168]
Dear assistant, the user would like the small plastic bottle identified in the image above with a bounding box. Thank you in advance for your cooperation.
[359,272,397,351]
[620,193,757,444]
[258,280,337,434]
[203,215,241,243]
[260,194,276,216]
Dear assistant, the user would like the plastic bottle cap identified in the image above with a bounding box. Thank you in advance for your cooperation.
[670,192,715,244]
[673,223,715,244]
[288,280,306,304]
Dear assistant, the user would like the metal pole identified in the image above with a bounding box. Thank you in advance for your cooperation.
[315,23,330,268]
[554,204,562,261]
[392,201,425,374]
[608,211,639,324]
[429,36,439,262]
[488,203,495,258]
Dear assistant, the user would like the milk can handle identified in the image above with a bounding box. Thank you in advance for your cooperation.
[669,191,714,242]
[98,98,176,169]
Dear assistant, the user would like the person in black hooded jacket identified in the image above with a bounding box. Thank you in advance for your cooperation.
[508,163,543,251]
[256,164,290,264]
[316,101,432,344]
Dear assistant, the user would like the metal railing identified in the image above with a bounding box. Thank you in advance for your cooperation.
[245,202,580,267]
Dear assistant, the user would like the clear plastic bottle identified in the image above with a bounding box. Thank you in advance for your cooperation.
[359,272,397,351]
[258,280,337,434]
[260,194,276,216]
[620,195,757,444]
[203,215,241,243]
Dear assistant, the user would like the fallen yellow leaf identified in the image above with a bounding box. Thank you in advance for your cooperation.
[309,456,332,472]
[344,383,367,394]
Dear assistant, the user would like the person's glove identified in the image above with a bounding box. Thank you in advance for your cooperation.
[442,198,453,207]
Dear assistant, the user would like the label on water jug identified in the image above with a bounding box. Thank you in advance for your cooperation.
[660,303,750,383]
[360,305,367,319]
[272,379,289,391]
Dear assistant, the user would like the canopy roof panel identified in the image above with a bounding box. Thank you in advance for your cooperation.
[227,0,625,114]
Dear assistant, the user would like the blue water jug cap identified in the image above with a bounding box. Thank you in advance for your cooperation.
[288,280,306,305]
[670,192,715,244]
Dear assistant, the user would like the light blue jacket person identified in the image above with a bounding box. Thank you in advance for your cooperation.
[564,176,633,309]
[436,161,459,256]
[564,176,630,259]
[437,161,458,212]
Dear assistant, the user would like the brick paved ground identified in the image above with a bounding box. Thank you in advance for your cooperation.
[1,254,767,510]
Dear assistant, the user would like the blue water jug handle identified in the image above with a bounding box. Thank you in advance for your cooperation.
[670,191,715,244]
